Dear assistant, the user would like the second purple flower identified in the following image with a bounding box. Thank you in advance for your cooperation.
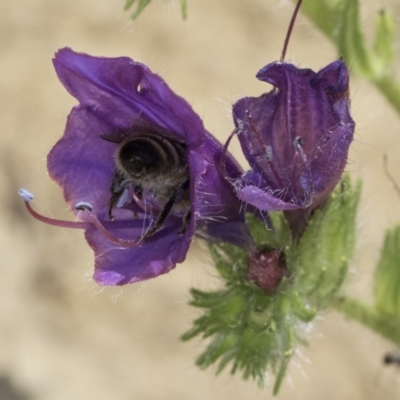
[232,60,355,216]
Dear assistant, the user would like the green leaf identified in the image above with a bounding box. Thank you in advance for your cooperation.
[297,0,400,115]
[124,0,188,20]
[183,176,360,394]
[126,0,151,20]
[334,297,400,347]
[299,0,342,39]
[372,9,396,76]
[337,0,372,77]
[179,0,187,19]
[290,176,361,308]
[246,212,291,249]
[124,0,137,11]
[375,225,400,317]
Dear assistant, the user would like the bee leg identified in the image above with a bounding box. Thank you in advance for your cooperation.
[141,178,190,239]
[141,195,176,239]
[108,172,131,220]
[178,209,191,235]
[133,185,143,199]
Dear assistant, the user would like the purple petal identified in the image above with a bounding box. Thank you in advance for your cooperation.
[87,225,191,285]
[237,185,299,211]
[53,48,204,148]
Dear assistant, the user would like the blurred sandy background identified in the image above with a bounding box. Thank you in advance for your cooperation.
[1,0,400,399]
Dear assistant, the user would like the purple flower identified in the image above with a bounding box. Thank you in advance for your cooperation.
[232,60,354,217]
[22,48,247,285]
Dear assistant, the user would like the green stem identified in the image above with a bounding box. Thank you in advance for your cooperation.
[333,296,400,347]
[298,0,400,117]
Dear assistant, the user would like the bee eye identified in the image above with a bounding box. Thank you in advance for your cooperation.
[119,139,162,177]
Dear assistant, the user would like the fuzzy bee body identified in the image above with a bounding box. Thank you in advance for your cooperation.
[105,125,191,238]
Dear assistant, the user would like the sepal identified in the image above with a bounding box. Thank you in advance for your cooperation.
[182,176,361,394]
[124,0,187,20]
[375,225,400,317]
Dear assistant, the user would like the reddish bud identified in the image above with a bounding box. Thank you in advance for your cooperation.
[248,249,288,295]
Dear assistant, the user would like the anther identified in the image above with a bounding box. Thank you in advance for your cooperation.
[294,136,304,148]
[265,146,273,161]
[220,129,237,182]
[19,191,148,247]
[75,202,93,212]
[18,188,34,202]
[294,136,315,206]
[235,120,244,136]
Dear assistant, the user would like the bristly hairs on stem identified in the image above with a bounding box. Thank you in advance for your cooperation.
[280,0,303,62]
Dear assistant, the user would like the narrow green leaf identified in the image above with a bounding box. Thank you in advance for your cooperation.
[124,0,137,11]
[375,226,400,317]
[179,0,187,19]
[292,176,361,308]
[337,0,373,77]
[334,297,400,347]
[246,212,291,249]
[129,0,151,20]
[372,9,396,75]
[298,0,400,116]
[298,0,342,38]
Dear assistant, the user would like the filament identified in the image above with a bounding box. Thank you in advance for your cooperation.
[19,188,148,248]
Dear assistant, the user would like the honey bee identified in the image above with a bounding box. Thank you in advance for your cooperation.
[102,121,191,239]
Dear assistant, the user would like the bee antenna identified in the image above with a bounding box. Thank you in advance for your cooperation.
[280,0,303,63]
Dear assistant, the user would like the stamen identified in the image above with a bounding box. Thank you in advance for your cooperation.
[18,189,148,247]
[265,146,273,161]
[19,195,91,230]
[75,202,93,212]
[83,211,142,247]
[246,111,285,188]
[294,136,314,205]
[18,188,34,202]
[280,0,303,62]
[220,129,237,182]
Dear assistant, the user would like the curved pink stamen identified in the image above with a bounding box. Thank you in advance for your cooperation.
[24,201,92,230]
[84,211,142,247]
[20,189,147,248]
[220,129,237,182]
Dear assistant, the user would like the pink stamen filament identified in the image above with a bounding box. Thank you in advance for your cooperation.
[23,201,144,248]
[294,138,314,205]
[24,201,91,230]
[220,129,237,182]
[84,212,142,247]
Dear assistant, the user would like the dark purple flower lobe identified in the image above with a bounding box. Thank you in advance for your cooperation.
[233,60,354,212]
